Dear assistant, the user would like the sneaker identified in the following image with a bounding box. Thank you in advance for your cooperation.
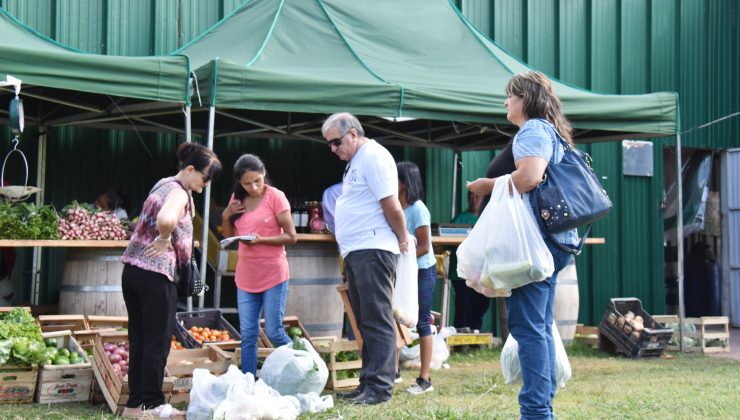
[407,377,433,395]
[394,371,403,384]
[140,403,185,419]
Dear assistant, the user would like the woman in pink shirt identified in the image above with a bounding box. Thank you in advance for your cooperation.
[221,154,297,376]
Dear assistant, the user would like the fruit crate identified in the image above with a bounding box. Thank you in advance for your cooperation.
[175,309,241,348]
[206,341,275,370]
[164,345,232,404]
[38,314,89,333]
[91,331,172,414]
[315,338,361,390]
[85,315,128,331]
[653,315,730,353]
[260,316,313,348]
[598,298,673,358]
[36,330,93,403]
[0,365,38,404]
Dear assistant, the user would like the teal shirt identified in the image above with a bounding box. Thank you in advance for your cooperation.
[403,200,436,270]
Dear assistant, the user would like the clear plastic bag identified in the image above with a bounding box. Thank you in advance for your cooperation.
[393,239,419,328]
[500,323,572,388]
[259,338,329,396]
[478,175,554,290]
[400,326,455,370]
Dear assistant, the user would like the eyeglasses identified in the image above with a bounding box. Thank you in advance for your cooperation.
[327,128,352,148]
[198,170,211,183]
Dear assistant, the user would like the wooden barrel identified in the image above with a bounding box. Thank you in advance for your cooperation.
[553,260,579,345]
[59,248,127,316]
[285,242,344,339]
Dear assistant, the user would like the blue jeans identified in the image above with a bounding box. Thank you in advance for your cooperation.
[416,266,437,337]
[506,237,573,420]
[237,282,292,376]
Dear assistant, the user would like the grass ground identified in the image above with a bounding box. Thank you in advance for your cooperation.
[2,342,738,419]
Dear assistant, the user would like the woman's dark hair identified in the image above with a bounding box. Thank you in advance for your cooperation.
[176,142,222,182]
[397,161,424,204]
[232,153,271,199]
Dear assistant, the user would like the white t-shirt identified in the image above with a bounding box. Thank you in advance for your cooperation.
[335,140,400,257]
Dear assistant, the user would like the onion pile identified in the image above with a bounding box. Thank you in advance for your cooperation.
[103,342,129,381]
[58,205,127,240]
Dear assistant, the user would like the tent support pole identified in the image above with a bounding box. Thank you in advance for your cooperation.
[30,126,48,305]
[197,106,216,311]
[676,133,685,352]
[451,151,459,219]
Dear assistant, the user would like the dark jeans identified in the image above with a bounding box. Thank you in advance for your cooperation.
[506,238,573,420]
[452,279,491,331]
[122,264,177,409]
[416,266,436,337]
[344,249,398,398]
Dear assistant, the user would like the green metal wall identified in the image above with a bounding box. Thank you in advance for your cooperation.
[2,1,738,326]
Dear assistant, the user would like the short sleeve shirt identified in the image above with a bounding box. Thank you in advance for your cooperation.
[231,185,291,293]
[403,200,436,270]
[335,140,400,257]
[512,119,579,246]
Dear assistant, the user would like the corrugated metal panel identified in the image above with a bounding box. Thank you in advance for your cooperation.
[1,0,55,37]
[424,148,455,224]
[55,0,105,52]
[107,0,152,55]
[526,0,556,74]
[559,0,589,86]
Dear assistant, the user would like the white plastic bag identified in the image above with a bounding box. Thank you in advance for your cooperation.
[393,239,419,328]
[400,326,455,370]
[259,338,329,396]
[480,175,554,290]
[500,323,572,388]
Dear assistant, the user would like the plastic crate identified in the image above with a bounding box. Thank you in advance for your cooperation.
[598,298,673,358]
[175,309,240,348]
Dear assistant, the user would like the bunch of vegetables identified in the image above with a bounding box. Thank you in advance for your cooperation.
[102,341,129,380]
[0,308,47,366]
[319,350,360,380]
[57,202,127,240]
[0,201,58,239]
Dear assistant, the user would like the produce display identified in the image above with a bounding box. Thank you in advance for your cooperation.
[609,310,645,339]
[57,202,128,240]
[186,326,233,344]
[320,350,360,380]
[0,201,58,239]
[171,335,185,350]
[41,337,86,366]
[0,308,46,366]
[102,342,129,381]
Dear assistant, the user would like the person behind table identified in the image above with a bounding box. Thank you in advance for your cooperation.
[121,142,221,419]
[95,187,130,220]
[220,154,297,377]
[467,70,578,420]
[450,191,491,331]
[322,112,410,405]
[396,161,437,395]
[321,182,343,233]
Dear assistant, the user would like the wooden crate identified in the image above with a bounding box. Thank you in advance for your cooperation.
[91,331,172,414]
[315,338,361,390]
[447,333,494,349]
[260,316,313,348]
[85,315,128,331]
[653,315,730,353]
[164,345,233,404]
[575,325,601,348]
[206,341,274,370]
[36,330,93,403]
[38,314,89,333]
[0,365,38,404]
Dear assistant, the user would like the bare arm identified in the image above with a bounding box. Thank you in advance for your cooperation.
[220,198,245,238]
[466,156,548,196]
[380,194,410,253]
[146,187,188,256]
[415,225,431,258]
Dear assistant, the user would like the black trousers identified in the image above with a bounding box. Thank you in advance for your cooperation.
[122,264,177,409]
[452,279,491,331]
[344,249,398,399]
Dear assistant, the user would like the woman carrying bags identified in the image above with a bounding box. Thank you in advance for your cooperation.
[396,161,436,395]
[466,71,578,420]
[221,154,297,377]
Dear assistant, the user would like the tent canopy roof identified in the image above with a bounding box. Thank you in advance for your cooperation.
[173,0,676,148]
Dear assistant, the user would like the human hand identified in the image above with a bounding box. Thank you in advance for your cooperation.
[398,233,411,254]
[223,199,246,219]
[466,178,495,196]
[144,236,172,257]
[241,234,260,246]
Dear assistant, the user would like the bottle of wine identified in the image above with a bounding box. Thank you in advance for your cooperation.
[299,200,309,234]
[291,198,301,231]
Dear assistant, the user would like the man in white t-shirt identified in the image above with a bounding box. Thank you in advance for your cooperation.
[322,112,409,405]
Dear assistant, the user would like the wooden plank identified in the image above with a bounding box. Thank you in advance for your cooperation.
[0,240,129,247]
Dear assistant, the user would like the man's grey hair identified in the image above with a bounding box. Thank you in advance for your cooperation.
[321,112,365,137]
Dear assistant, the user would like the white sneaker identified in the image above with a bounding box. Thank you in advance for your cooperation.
[394,371,403,384]
[407,377,433,395]
[140,404,185,419]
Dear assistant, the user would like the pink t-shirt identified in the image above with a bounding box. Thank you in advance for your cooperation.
[231,185,291,293]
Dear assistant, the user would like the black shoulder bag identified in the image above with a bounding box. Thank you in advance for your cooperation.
[149,180,205,297]
[532,135,612,255]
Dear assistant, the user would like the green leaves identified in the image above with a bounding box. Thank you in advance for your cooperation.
[0,201,58,239]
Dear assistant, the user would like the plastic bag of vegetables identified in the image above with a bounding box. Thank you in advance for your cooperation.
[500,323,572,388]
[259,337,328,396]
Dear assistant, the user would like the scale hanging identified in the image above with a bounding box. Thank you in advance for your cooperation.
[0,96,39,202]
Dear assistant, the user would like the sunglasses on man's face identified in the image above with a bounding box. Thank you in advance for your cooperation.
[327,129,352,148]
